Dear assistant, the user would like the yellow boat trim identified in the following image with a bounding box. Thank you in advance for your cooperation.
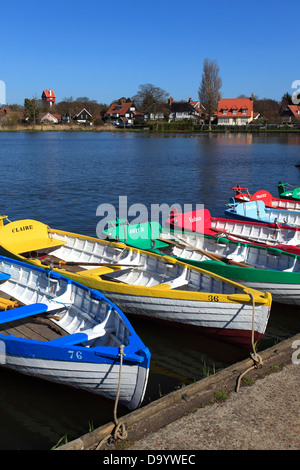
[55,268,272,307]
[0,220,272,308]
[0,219,66,254]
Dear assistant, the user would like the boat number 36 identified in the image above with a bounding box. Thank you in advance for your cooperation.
[208,295,219,302]
[68,350,83,360]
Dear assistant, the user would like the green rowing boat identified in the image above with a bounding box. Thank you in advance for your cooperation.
[103,219,300,306]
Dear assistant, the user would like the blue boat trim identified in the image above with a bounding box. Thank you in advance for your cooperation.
[0,254,150,368]
[0,273,10,282]
[0,332,148,366]
[0,303,49,325]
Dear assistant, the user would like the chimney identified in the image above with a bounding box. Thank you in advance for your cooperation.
[168,97,174,106]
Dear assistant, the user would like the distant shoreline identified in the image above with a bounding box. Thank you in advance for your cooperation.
[0,124,300,134]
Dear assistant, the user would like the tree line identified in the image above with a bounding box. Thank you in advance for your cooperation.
[4,59,297,126]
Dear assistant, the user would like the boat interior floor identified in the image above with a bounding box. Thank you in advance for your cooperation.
[0,293,67,342]
[37,254,87,273]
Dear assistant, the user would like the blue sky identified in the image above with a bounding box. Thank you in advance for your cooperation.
[1,0,298,105]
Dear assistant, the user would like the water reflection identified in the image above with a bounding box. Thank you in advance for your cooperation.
[0,131,299,449]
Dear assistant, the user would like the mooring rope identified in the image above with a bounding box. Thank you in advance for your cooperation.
[113,344,128,440]
[95,344,127,450]
[235,291,263,392]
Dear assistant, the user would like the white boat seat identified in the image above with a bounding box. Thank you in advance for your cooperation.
[101,267,142,284]
[49,326,116,346]
[50,307,114,345]
[157,267,189,289]
[45,280,73,312]
[167,278,189,289]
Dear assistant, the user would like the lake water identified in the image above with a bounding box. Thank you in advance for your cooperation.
[0,131,300,449]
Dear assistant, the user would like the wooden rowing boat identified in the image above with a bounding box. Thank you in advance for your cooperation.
[103,219,300,307]
[164,207,300,255]
[0,217,272,349]
[224,200,300,227]
[277,181,300,200]
[232,184,300,210]
[0,254,150,410]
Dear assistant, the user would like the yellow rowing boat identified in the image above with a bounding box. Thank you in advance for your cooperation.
[0,216,272,348]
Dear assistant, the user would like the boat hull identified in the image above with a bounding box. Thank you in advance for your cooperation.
[99,289,270,349]
[224,200,300,228]
[0,220,272,350]
[0,255,151,410]
[233,186,300,210]
[0,341,149,410]
[103,218,300,308]
[113,211,300,255]
[184,259,300,306]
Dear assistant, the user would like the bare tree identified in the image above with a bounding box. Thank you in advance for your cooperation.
[132,84,169,119]
[198,58,222,130]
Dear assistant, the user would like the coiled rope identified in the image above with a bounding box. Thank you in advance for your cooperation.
[236,291,263,392]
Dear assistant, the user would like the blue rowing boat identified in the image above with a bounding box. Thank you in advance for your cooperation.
[0,255,150,410]
[224,199,300,228]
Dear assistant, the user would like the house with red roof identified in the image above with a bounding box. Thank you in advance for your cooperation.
[280,105,300,123]
[104,98,142,127]
[40,113,61,123]
[217,97,254,125]
[41,89,56,106]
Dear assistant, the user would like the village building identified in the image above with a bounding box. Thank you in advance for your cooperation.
[167,97,205,122]
[280,105,300,123]
[41,90,56,106]
[104,98,142,127]
[217,97,255,125]
[40,113,61,124]
[72,108,93,124]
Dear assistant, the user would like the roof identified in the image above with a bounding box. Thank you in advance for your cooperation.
[42,90,56,99]
[189,99,206,113]
[169,102,198,113]
[281,105,300,119]
[218,98,253,117]
[105,101,134,116]
[167,98,205,116]
[73,108,92,118]
[40,113,61,122]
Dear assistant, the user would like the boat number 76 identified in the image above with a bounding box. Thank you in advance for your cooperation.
[68,350,83,360]
[208,295,219,302]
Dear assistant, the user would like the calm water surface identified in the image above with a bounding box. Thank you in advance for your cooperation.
[0,131,300,449]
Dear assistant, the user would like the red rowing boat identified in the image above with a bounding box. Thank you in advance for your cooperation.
[232,184,300,211]
[166,206,300,255]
